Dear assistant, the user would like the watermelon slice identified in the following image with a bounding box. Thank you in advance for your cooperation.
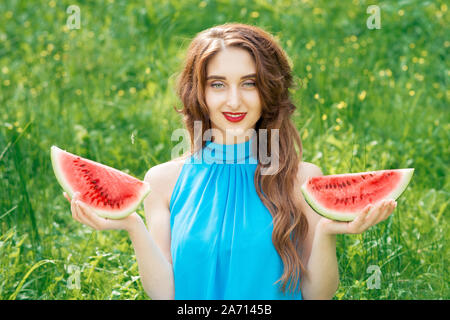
[51,146,151,219]
[301,168,414,221]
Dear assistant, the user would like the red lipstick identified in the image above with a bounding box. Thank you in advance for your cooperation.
[223,112,247,122]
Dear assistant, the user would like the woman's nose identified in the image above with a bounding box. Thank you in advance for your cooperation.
[226,86,241,109]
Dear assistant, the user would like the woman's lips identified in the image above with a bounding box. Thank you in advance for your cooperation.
[223,112,247,122]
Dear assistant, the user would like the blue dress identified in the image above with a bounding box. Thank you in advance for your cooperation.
[169,135,302,300]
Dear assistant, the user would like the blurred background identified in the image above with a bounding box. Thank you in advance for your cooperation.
[0,0,448,299]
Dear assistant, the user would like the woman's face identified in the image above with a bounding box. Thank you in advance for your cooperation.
[204,46,262,145]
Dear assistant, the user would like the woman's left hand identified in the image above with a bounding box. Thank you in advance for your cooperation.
[317,199,397,235]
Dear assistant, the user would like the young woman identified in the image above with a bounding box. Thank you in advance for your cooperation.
[64,23,396,300]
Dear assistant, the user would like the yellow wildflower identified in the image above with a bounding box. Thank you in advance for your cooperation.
[337,101,347,109]
[358,90,367,101]
[302,128,309,140]
[414,73,424,81]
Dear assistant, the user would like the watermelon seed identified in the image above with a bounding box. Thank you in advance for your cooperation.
[347,180,351,186]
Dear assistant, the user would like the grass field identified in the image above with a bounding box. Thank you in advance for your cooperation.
[0,0,448,299]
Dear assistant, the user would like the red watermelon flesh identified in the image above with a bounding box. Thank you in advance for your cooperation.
[301,168,414,221]
[51,146,150,219]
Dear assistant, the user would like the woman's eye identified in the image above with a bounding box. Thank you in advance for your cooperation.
[210,81,256,89]
[211,82,224,88]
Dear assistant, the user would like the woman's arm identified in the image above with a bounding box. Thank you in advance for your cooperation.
[127,214,174,300]
[65,163,176,300]
[296,162,396,299]
[296,162,339,299]
[300,223,339,299]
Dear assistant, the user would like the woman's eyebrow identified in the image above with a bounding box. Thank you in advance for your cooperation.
[206,73,256,80]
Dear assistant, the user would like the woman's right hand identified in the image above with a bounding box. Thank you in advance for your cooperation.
[63,192,143,233]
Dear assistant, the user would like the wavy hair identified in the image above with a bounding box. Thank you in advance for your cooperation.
[173,23,307,294]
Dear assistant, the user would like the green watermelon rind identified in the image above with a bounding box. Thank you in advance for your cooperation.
[51,146,151,220]
[300,168,414,222]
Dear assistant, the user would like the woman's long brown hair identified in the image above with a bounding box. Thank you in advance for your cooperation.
[173,23,307,294]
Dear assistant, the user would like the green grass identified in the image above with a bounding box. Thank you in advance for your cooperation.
[0,0,448,299]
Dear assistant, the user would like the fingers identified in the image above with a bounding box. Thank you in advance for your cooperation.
[346,204,372,234]
[357,200,396,232]
[76,199,125,231]
[364,202,384,226]
[327,200,398,235]
[63,192,70,202]
[375,200,396,224]
[70,192,81,223]
[68,192,108,230]
[76,200,105,230]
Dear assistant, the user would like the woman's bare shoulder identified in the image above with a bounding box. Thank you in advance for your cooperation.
[144,155,190,208]
[297,161,323,185]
